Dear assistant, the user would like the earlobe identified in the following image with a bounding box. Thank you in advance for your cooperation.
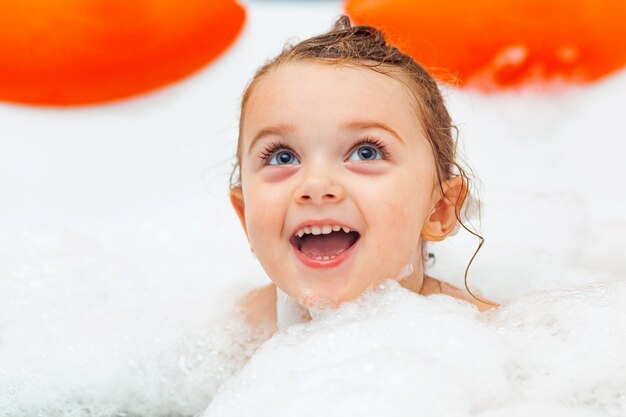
[420,176,466,242]
[230,187,255,252]
[230,187,248,235]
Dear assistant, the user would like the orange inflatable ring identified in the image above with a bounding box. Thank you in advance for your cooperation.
[345,0,626,90]
[0,0,245,106]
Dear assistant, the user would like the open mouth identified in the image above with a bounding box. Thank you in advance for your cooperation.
[289,224,361,261]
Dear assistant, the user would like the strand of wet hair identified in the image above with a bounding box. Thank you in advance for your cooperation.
[433,159,497,307]
[453,168,497,307]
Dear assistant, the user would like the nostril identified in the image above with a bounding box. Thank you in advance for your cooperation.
[297,190,339,203]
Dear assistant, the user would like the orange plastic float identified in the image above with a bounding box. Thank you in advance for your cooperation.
[345,0,626,90]
[0,0,245,105]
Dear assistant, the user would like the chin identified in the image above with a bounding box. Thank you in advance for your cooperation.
[295,286,341,309]
[296,281,366,310]
[300,295,343,310]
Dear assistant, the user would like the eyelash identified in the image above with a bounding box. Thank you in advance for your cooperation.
[258,140,291,164]
[258,136,390,165]
[351,137,390,160]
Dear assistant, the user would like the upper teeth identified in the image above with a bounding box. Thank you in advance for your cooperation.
[295,224,352,238]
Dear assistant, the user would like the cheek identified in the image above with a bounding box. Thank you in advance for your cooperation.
[380,200,420,247]
[360,174,429,250]
[243,182,289,248]
[370,173,425,218]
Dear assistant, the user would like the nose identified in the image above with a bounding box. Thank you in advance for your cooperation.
[295,166,345,205]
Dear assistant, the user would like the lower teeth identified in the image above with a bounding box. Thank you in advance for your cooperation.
[314,255,336,261]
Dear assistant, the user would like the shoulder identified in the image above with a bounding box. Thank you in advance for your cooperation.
[239,282,278,338]
[425,275,499,313]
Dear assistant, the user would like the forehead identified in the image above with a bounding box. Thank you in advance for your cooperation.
[241,61,423,142]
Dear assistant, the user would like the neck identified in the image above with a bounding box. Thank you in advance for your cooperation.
[398,257,426,294]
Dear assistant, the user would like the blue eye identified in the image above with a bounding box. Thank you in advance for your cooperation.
[269,150,300,165]
[348,144,382,161]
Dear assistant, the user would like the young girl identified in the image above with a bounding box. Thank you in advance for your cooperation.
[229,15,497,340]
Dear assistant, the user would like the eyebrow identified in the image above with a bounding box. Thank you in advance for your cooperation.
[248,123,295,155]
[342,120,405,144]
[247,120,404,154]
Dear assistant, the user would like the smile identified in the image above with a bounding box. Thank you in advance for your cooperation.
[289,223,361,268]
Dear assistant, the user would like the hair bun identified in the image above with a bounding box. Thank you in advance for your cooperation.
[332,14,353,31]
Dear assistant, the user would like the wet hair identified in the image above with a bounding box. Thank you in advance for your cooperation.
[230,14,491,305]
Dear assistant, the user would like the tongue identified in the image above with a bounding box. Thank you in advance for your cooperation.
[299,232,357,258]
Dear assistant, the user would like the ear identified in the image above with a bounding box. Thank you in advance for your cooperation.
[421,176,467,242]
[230,186,248,236]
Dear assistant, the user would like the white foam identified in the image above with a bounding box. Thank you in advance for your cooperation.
[0,226,257,417]
[276,286,310,331]
[204,279,626,417]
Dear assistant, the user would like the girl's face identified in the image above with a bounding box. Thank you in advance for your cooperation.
[234,62,451,309]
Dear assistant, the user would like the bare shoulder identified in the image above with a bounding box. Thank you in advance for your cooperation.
[239,282,278,338]
[425,276,499,313]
